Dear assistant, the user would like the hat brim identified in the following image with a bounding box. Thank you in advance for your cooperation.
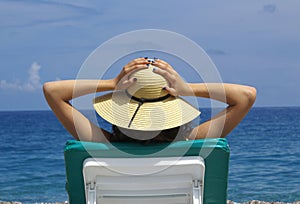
[93,91,200,131]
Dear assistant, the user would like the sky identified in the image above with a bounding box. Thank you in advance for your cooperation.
[0,0,299,110]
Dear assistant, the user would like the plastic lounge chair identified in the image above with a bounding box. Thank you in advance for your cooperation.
[64,138,230,204]
[83,156,204,204]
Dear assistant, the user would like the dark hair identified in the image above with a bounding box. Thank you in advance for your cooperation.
[110,124,193,145]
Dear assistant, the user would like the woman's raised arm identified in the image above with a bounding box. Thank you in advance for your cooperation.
[152,59,256,139]
[43,58,150,141]
[188,83,256,139]
[43,80,115,142]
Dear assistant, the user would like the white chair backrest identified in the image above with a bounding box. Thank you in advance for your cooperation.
[83,156,205,204]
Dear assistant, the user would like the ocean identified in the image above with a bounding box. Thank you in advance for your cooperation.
[0,107,299,203]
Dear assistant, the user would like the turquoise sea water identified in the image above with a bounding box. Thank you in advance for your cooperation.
[0,107,299,203]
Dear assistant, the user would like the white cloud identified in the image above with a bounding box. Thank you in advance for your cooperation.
[0,62,42,92]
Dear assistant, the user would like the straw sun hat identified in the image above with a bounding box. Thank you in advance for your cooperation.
[93,63,200,131]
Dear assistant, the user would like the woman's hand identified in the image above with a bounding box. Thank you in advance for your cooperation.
[152,59,193,96]
[113,58,149,90]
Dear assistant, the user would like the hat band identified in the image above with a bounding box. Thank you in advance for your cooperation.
[125,90,171,128]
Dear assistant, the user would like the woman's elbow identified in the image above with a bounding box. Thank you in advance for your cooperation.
[43,82,53,95]
[243,86,257,106]
[43,81,60,99]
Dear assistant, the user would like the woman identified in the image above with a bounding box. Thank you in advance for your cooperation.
[43,58,256,143]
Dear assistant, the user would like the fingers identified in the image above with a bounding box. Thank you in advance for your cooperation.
[118,76,138,90]
[123,58,177,82]
[124,58,173,75]
[126,58,149,67]
[126,58,149,68]
[152,59,177,76]
[126,64,149,72]
[117,58,184,95]
[122,58,150,75]
[153,59,174,70]
[163,86,177,96]
[152,66,177,84]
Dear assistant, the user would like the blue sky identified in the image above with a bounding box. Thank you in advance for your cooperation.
[0,0,299,110]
